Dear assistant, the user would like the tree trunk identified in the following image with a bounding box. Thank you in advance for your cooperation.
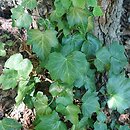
[94,0,124,44]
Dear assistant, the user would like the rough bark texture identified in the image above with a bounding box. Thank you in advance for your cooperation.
[94,0,124,44]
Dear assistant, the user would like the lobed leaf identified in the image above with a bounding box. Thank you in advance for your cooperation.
[46,51,89,84]
[11,5,32,29]
[0,118,22,130]
[107,74,130,113]
[27,29,58,62]
[22,0,37,10]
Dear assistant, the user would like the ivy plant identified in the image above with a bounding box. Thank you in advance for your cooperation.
[0,0,130,129]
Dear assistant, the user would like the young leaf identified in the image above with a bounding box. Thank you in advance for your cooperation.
[94,121,107,130]
[0,118,22,130]
[27,29,58,61]
[33,92,52,115]
[5,53,33,79]
[0,43,6,56]
[67,7,88,27]
[107,74,130,113]
[71,0,86,9]
[22,0,37,10]
[15,81,34,105]
[0,69,19,90]
[46,51,89,84]
[93,6,103,16]
[82,92,100,117]
[35,111,67,130]
[11,5,32,29]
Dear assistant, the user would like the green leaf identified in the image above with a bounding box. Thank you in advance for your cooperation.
[27,29,58,62]
[49,82,66,97]
[74,69,96,92]
[94,42,127,74]
[109,42,127,74]
[54,0,66,17]
[94,121,107,130]
[35,111,67,130]
[94,47,111,72]
[82,92,100,117]
[119,125,130,130]
[81,33,102,58]
[97,112,106,122]
[15,81,34,105]
[5,53,33,79]
[0,43,6,56]
[61,33,84,56]
[61,0,71,10]
[0,118,22,130]
[67,7,88,28]
[87,0,97,7]
[46,51,89,84]
[33,92,52,115]
[56,104,80,125]
[66,104,81,124]
[71,0,86,9]
[22,0,37,10]
[107,74,130,113]
[0,69,19,90]
[93,6,103,16]
[11,5,32,29]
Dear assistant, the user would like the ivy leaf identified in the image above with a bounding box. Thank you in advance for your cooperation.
[94,47,111,72]
[97,112,106,122]
[11,5,32,29]
[22,0,37,10]
[109,42,127,74]
[54,0,66,17]
[35,111,67,130]
[74,69,96,92]
[0,69,19,90]
[27,29,58,62]
[93,6,103,16]
[71,0,86,9]
[15,81,34,105]
[46,51,89,84]
[5,53,33,79]
[49,82,65,97]
[56,104,80,125]
[0,43,6,56]
[94,121,107,130]
[81,33,102,58]
[67,7,88,28]
[61,33,84,56]
[61,0,71,10]
[0,118,22,130]
[87,0,97,7]
[119,125,130,130]
[107,74,130,113]
[33,92,52,116]
[82,92,100,117]
[66,104,81,125]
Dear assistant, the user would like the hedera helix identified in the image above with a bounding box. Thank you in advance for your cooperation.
[0,0,130,130]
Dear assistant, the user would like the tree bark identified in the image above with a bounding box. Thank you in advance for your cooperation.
[94,0,124,44]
